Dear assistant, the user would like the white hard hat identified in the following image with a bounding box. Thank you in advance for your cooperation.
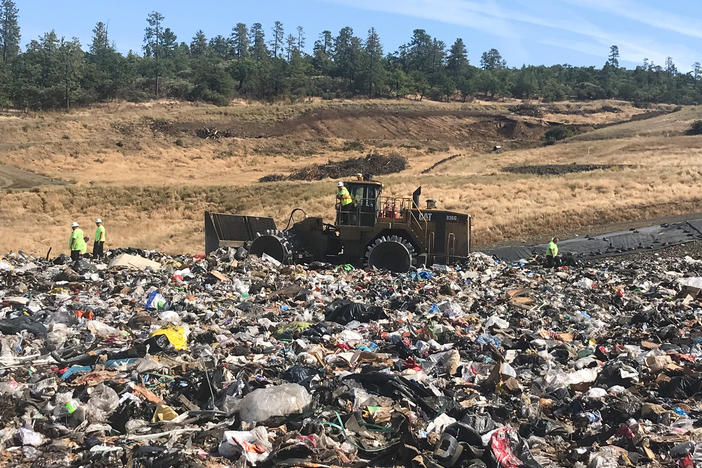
[337,181,344,187]
[71,222,79,228]
[96,218,102,223]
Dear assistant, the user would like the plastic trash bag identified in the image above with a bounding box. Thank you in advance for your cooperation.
[219,427,271,464]
[489,427,542,468]
[324,299,386,324]
[150,326,188,350]
[235,383,311,422]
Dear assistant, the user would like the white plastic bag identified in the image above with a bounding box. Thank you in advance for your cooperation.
[235,383,311,422]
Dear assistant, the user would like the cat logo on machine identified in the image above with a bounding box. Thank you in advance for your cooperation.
[419,213,433,221]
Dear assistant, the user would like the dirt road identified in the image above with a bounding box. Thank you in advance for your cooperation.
[0,164,64,189]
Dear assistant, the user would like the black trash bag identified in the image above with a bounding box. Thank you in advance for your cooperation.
[281,365,320,386]
[132,445,186,468]
[434,422,486,467]
[301,322,334,343]
[670,441,696,459]
[234,247,249,260]
[527,418,571,437]
[325,299,386,325]
[595,360,639,388]
[659,375,702,399]
[488,427,542,468]
[0,316,47,336]
[461,413,497,435]
[343,372,443,418]
[601,394,642,425]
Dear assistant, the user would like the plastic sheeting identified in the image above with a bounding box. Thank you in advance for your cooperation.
[487,218,702,262]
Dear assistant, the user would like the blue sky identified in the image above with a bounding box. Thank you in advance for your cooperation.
[17,0,702,71]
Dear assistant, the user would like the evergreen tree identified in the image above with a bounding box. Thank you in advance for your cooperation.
[0,0,19,63]
[58,37,84,110]
[249,23,267,62]
[190,30,208,56]
[446,38,468,76]
[312,30,333,74]
[231,23,249,58]
[607,45,619,68]
[209,35,231,59]
[143,12,165,58]
[296,26,305,51]
[90,21,110,54]
[285,34,296,61]
[480,48,506,70]
[363,27,384,97]
[271,21,284,58]
[665,56,677,75]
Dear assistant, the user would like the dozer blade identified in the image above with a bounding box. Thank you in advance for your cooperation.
[204,211,276,254]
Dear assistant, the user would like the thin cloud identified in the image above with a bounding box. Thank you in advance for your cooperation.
[323,0,698,70]
[564,0,702,40]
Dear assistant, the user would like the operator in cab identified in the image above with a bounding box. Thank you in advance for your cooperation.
[336,181,353,223]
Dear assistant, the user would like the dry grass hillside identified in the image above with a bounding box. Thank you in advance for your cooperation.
[0,98,699,256]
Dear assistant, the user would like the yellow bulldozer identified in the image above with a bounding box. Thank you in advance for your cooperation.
[205,177,472,272]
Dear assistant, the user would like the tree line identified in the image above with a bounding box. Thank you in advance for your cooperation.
[1,2,702,110]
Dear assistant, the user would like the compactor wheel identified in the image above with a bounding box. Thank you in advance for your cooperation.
[250,230,295,264]
[365,235,415,273]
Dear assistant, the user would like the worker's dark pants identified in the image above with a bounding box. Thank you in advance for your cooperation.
[545,255,562,268]
[71,250,81,262]
[93,241,104,259]
[340,204,354,224]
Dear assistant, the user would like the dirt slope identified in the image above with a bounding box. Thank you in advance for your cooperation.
[1,99,699,256]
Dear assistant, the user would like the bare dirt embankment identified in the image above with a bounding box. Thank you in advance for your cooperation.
[1,99,700,256]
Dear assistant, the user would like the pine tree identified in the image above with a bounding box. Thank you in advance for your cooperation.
[58,37,84,110]
[249,23,267,62]
[271,21,284,58]
[190,30,207,56]
[231,23,249,58]
[285,34,297,61]
[607,45,619,68]
[446,38,468,76]
[480,48,506,70]
[90,21,110,54]
[364,27,383,97]
[0,0,20,63]
[296,26,305,51]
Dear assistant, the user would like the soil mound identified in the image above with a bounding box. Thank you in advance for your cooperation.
[260,153,407,182]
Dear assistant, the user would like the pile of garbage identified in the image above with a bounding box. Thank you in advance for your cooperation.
[0,246,700,467]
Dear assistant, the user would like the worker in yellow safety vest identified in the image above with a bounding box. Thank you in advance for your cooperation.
[93,218,106,260]
[336,181,353,224]
[546,236,561,267]
[69,222,87,262]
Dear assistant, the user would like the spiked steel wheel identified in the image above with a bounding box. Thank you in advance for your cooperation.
[250,230,295,264]
[365,235,415,273]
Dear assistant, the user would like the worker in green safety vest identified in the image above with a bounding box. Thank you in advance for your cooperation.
[69,222,87,262]
[336,181,354,224]
[93,218,106,260]
[546,236,561,267]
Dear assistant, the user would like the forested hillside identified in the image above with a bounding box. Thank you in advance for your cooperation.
[1,1,702,109]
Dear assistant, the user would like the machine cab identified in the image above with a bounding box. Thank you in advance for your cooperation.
[336,180,382,226]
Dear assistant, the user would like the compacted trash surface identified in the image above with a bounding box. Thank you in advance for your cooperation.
[0,245,701,467]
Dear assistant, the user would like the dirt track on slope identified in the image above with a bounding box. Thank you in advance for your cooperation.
[0,165,64,189]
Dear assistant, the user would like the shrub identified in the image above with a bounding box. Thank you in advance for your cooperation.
[685,120,702,135]
[544,125,575,145]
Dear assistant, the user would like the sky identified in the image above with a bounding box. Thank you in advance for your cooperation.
[16,0,702,71]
